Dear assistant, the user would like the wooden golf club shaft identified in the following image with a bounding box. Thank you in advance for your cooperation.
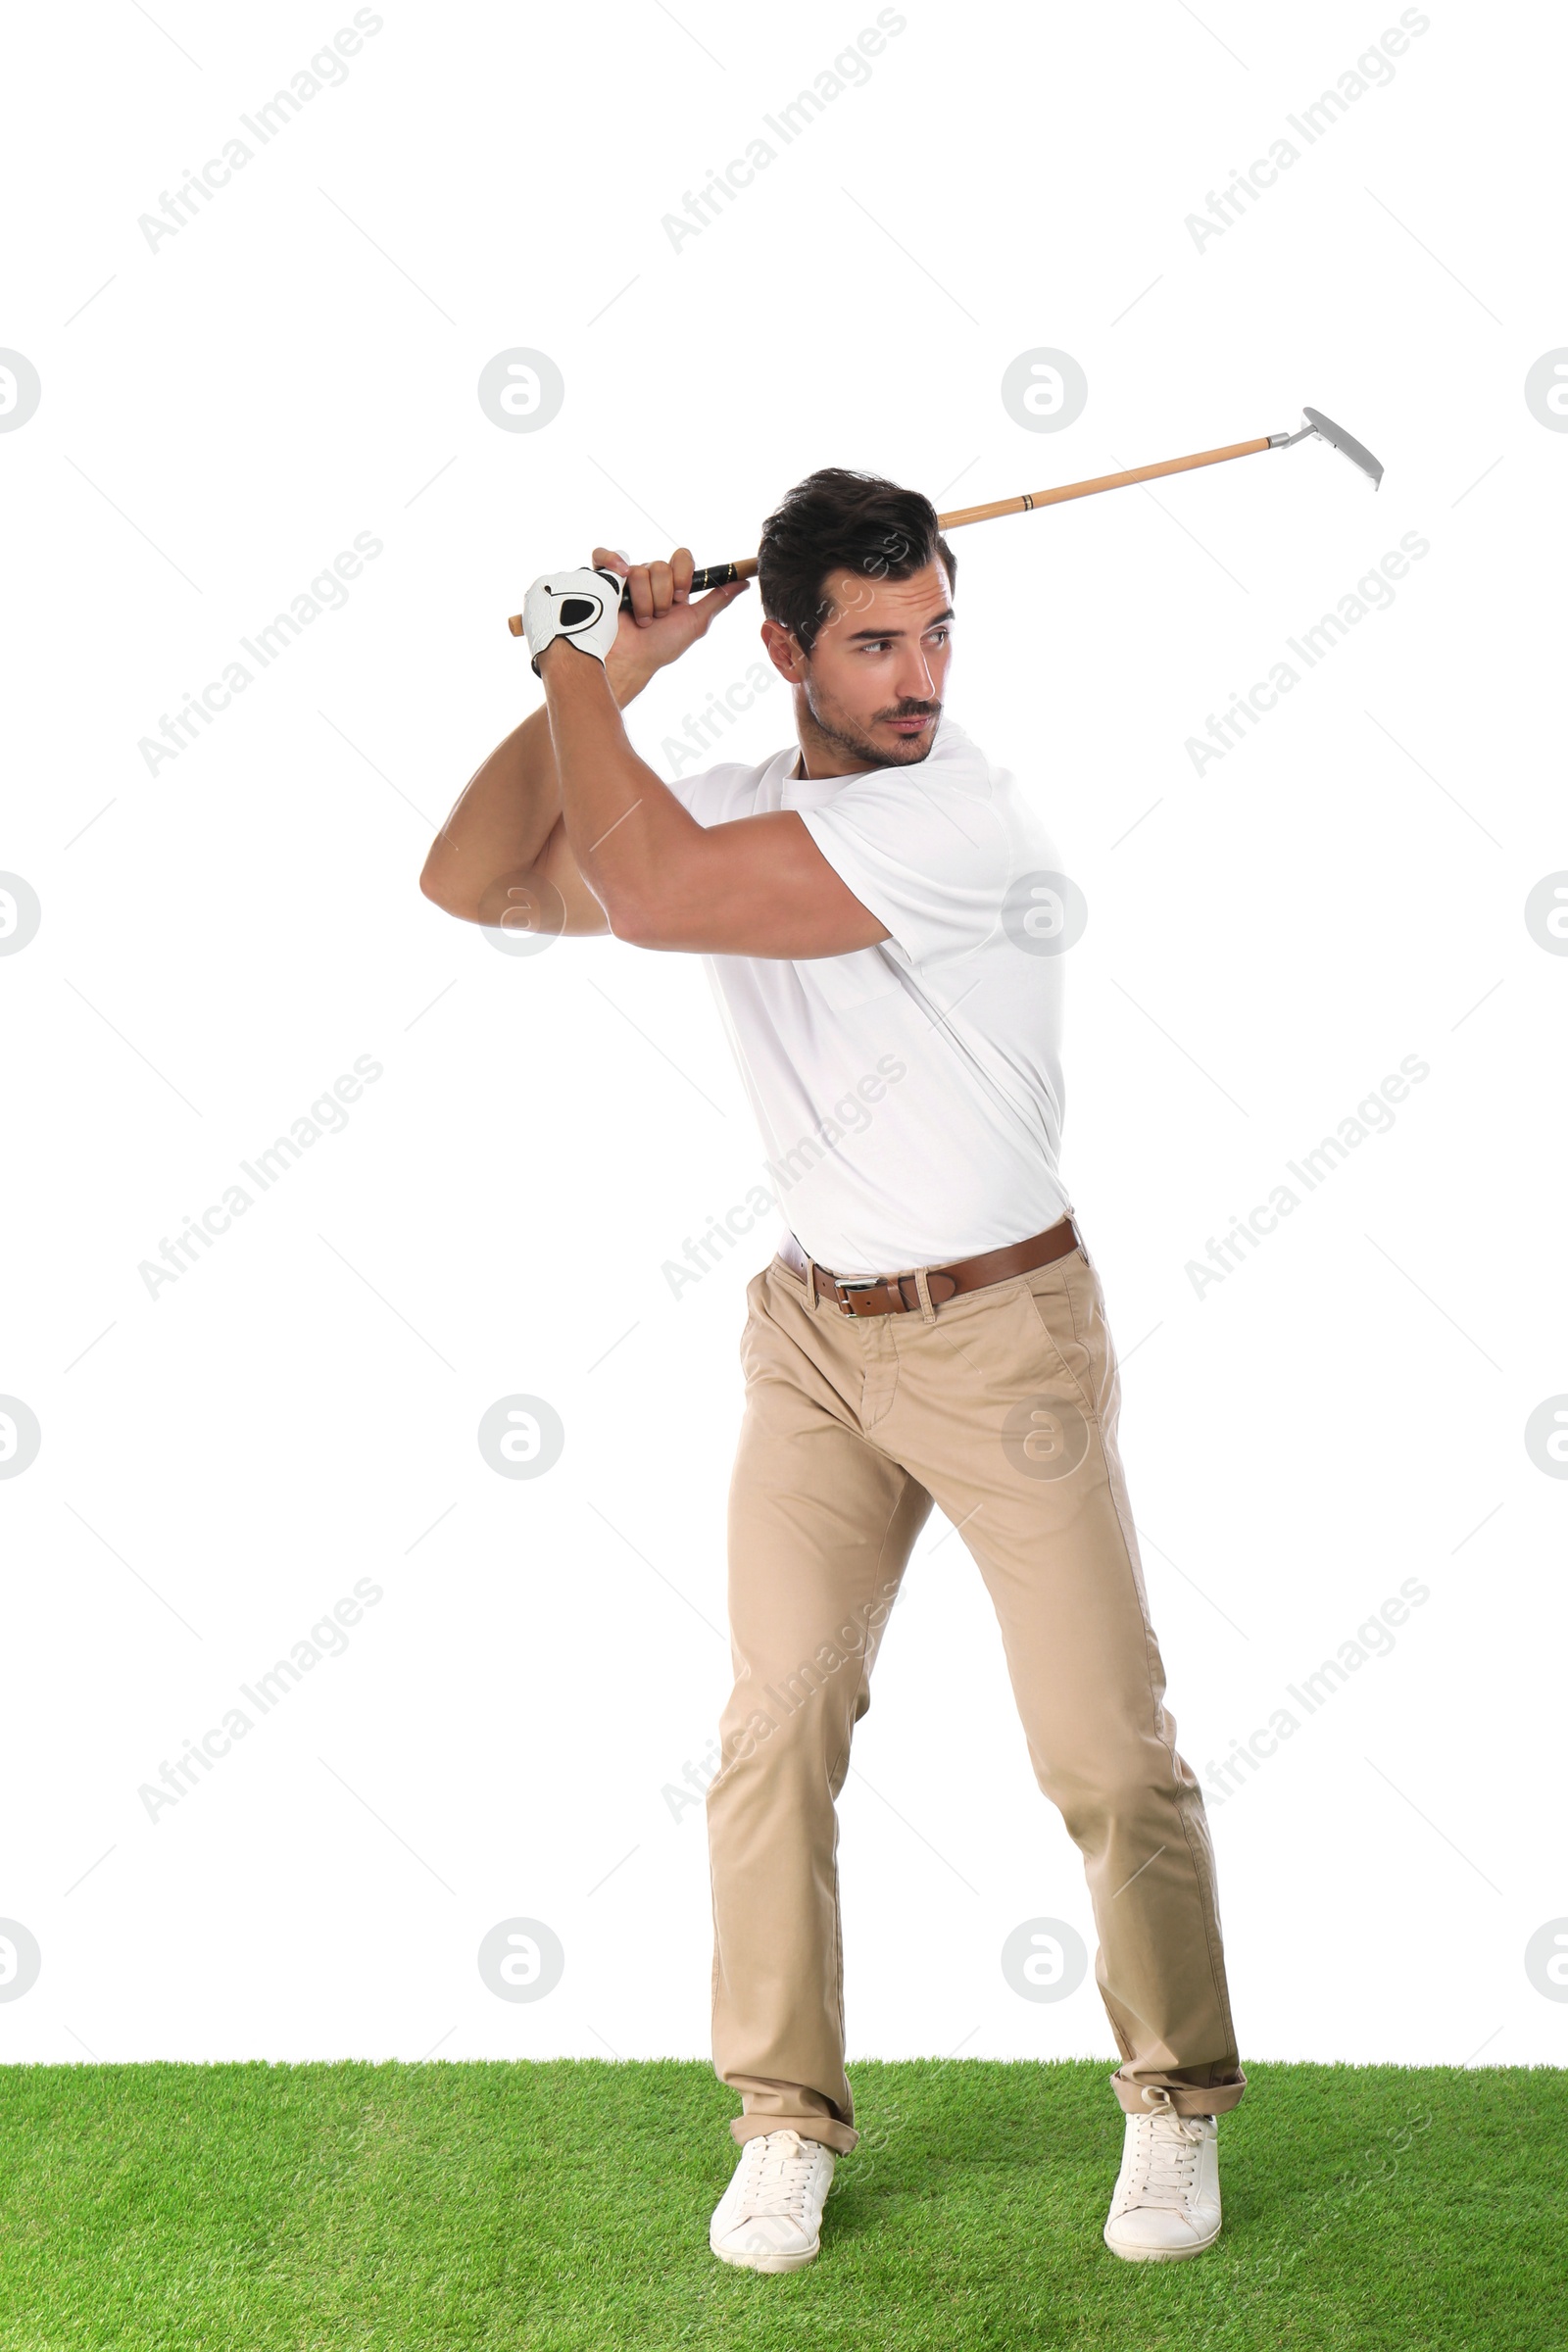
[505,435,1273,633]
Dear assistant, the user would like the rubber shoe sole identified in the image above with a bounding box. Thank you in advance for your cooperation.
[710,2230,820,2274]
[1102,2215,1222,2263]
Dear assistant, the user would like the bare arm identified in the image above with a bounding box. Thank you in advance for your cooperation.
[418,669,646,937]
[540,645,889,957]
[418,545,748,937]
[419,701,614,937]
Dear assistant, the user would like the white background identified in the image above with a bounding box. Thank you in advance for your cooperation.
[4,0,1565,2082]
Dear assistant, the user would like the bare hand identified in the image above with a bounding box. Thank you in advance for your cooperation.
[593,544,750,677]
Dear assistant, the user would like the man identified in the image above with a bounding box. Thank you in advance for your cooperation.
[419,469,1245,2274]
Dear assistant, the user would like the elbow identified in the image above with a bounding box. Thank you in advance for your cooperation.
[418,858,473,923]
[608,907,655,949]
[417,820,466,908]
[602,858,703,950]
[604,887,660,948]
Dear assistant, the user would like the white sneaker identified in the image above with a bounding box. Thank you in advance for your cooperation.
[1102,2095,1222,2261]
[709,2129,836,2273]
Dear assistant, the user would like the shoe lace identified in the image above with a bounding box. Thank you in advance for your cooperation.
[1125,2110,1208,2208]
[739,2130,818,2220]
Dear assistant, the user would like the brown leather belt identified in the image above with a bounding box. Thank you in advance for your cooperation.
[776,1216,1083,1317]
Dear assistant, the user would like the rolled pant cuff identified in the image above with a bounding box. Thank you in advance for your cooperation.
[1111,2066,1247,2118]
[731,2113,860,2157]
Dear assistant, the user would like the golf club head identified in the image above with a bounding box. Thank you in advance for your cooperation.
[1301,406,1384,491]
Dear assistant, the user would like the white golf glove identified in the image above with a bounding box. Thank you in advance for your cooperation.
[521,564,626,676]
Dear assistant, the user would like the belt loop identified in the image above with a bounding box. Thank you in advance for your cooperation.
[913,1265,937,1326]
[803,1251,819,1312]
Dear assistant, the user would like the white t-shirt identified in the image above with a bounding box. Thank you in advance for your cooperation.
[665,714,1074,1277]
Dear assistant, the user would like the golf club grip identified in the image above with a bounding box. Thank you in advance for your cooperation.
[616,557,759,611]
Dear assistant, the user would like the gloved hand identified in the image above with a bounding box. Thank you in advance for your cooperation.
[520,564,626,677]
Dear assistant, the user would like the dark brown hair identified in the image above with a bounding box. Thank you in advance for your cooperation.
[758,467,956,655]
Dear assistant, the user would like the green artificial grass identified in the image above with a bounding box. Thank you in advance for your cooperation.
[0,2057,1559,2349]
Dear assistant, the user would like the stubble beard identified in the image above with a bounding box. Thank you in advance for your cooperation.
[802,678,942,771]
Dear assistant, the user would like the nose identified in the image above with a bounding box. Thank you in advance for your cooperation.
[893,643,938,701]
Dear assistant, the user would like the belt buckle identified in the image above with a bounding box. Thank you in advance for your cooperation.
[833,1276,884,1316]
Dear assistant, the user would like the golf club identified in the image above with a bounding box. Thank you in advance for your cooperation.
[505,407,1384,635]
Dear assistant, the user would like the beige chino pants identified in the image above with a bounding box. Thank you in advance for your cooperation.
[707,1229,1245,2152]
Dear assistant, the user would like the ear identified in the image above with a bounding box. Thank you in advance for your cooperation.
[760,616,808,684]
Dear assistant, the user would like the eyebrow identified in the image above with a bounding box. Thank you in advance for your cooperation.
[843,605,956,643]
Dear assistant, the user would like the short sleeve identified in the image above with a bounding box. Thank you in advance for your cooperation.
[798,769,1012,967]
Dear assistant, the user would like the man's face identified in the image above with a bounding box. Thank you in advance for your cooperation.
[761,559,954,773]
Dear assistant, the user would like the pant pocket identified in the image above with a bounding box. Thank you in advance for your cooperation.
[1018,1269,1099,1422]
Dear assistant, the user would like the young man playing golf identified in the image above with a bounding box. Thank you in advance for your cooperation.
[420,469,1245,2272]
